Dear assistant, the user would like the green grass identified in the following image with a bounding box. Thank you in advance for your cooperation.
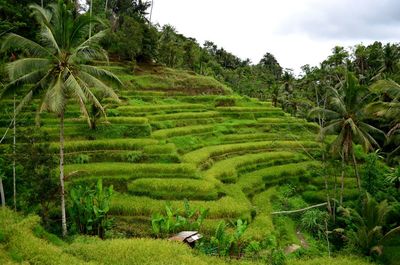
[0,209,85,265]
[238,161,321,196]
[117,104,207,114]
[152,124,215,139]
[219,132,316,143]
[182,140,320,167]
[216,106,283,112]
[110,193,251,219]
[127,178,219,200]
[203,151,305,183]
[50,139,158,153]
[245,188,276,240]
[289,256,373,265]
[64,163,199,178]
[127,66,232,95]
[105,117,149,124]
[148,111,221,121]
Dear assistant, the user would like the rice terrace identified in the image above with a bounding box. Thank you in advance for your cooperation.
[0,0,399,264]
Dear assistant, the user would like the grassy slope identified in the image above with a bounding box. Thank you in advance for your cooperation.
[0,209,373,265]
[0,64,375,264]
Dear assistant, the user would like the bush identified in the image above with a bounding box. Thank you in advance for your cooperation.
[68,179,114,238]
[151,200,209,238]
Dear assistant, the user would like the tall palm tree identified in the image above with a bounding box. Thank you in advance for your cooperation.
[1,0,121,236]
[368,79,400,157]
[309,72,384,203]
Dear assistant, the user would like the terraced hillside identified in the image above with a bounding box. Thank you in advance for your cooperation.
[0,64,359,240]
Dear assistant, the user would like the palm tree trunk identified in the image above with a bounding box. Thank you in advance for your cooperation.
[149,0,154,22]
[13,95,16,211]
[352,152,361,191]
[104,0,108,13]
[0,176,5,207]
[60,110,67,236]
[89,0,93,38]
[41,0,43,8]
[340,152,345,205]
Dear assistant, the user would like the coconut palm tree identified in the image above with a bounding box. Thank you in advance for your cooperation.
[309,72,384,203]
[1,0,121,236]
[367,79,400,157]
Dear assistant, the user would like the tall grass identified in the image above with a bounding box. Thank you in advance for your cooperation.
[182,140,320,166]
[238,161,321,196]
[148,111,221,121]
[204,151,305,182]
[0,209,84,265]
[110,193,251,219]
[219,132,316,143]
[127,178,218,200]
[64,163,198,178]
[245,188,276,240]
[117,104,207,113]
[50,139,158,153]
[152,124,215,139]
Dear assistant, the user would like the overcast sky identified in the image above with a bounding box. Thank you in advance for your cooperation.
[151,0,400,73]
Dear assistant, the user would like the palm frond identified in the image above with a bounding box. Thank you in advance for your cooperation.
[79,65,122,88]
[1,70,45,97]
[73,46,109,62]
[370,79,400,100]
[6,58,51,80]
[65,71,87,102]
[40,25,61,54]
[76,77,106,117]
[76,29,108,51]
[41,73,65,114]
[1,33,55,59]
[321,119,343,135]
[78,71,120,101]
[308,107,340,120]
[29,4,52,26]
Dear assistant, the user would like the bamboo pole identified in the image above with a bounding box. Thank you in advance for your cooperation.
[271,202,328,215]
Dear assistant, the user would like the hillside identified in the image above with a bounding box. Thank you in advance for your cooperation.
[1,64,360,232]
[0,208,374,265]
[0,64,371,264]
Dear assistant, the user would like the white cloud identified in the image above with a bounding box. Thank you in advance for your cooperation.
[151,0,399,74]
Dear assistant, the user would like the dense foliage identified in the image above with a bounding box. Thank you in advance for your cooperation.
[0,1,399,265]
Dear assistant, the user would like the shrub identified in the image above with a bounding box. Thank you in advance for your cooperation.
[68,179,114,238]
[151,200,209,238]
[72,154,90,164]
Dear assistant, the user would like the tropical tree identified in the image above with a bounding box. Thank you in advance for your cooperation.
[309,72,384,203]
[347,193,400,257]
[1,0,121,236]
[368,79,400,157]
